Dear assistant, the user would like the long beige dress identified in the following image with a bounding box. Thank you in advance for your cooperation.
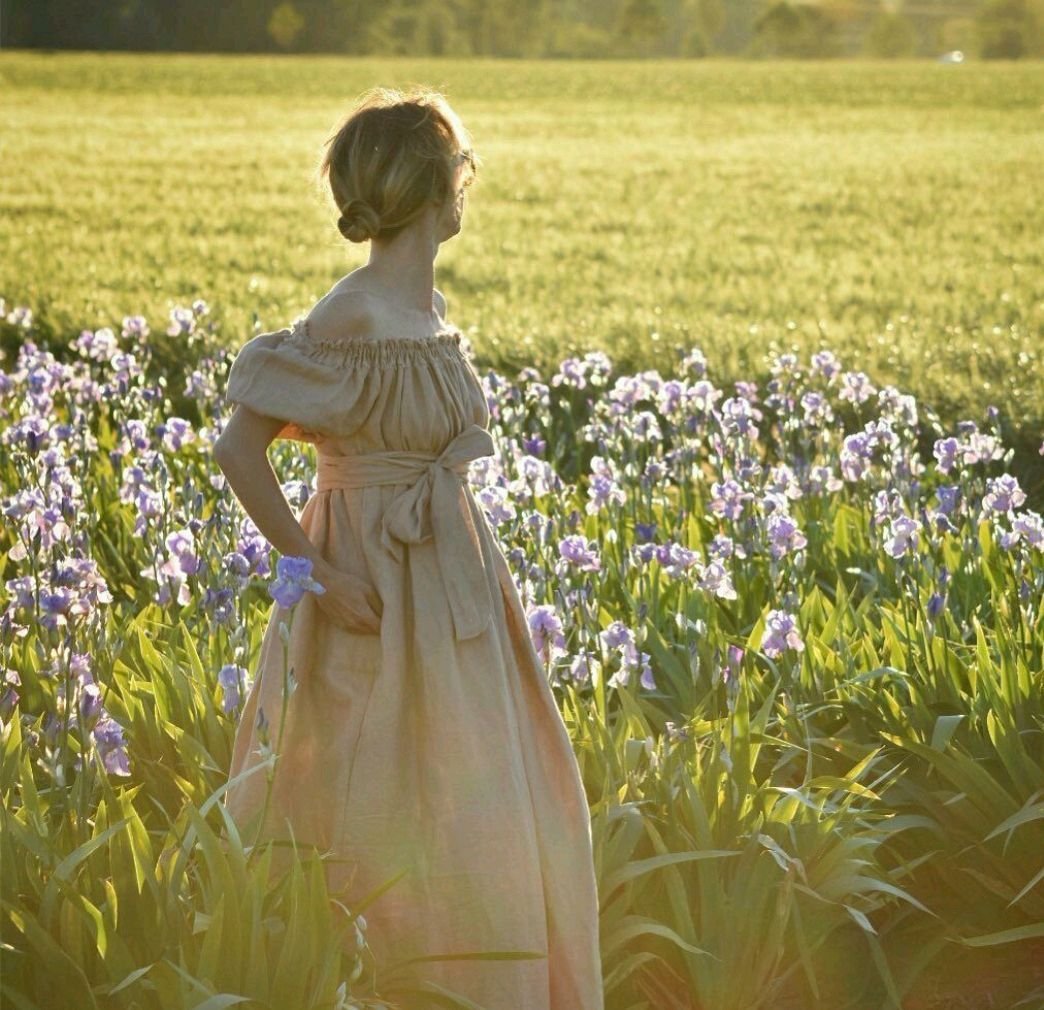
[220,316,604,1010]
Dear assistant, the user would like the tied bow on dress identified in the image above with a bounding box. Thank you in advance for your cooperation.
[316,423,497,641]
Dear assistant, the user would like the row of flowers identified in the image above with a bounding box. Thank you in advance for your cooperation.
[1,298,1042,784]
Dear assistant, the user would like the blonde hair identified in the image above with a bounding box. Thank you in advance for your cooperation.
[317,85,479,244]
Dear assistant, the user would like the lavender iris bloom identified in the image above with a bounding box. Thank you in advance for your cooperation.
[268,555,326,609]
[1012,511,1043,548]
[527,604,567,664]
[558,535,602,571]
[698,560,737,600]
[983,474,1026,515]
[883,516,920,559]
[218,664,248,715]
[761,610,804,658]
[935,485,960,515]
[765,513,808,561]
[93,715,131,776]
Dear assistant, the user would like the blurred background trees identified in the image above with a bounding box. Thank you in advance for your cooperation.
[975,0,1042,55]
[0,0,1041,57]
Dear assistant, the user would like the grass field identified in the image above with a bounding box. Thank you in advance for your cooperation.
[3,52,1044,1010]
[1,52,1042,483]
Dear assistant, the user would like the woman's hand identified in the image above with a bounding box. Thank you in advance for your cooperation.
[311,561,383,634]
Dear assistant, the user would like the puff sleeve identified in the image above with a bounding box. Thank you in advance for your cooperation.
[224,324,356,444]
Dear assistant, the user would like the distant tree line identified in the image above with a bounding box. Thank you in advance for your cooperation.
[2,0,1041,58]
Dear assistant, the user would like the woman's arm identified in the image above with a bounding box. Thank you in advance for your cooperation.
[213,403,335,583]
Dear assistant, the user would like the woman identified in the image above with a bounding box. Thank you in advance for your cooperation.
[214,86,604,1010]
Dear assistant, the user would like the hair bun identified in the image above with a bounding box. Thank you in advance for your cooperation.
[338,198,381,243]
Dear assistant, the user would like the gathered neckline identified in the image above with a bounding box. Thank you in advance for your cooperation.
[293,315,461,347]
[285,315,467,368]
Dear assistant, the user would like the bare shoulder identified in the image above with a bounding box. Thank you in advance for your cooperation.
[433,287,447,320]
[305,287,376,343]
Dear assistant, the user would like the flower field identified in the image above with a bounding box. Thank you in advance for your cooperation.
[1,296,1042,1009]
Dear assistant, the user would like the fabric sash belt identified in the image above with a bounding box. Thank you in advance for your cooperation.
[315,423,497,641]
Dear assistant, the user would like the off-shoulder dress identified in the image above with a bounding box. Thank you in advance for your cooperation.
[220,316,604,1010]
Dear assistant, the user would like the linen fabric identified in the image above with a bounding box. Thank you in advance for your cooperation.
[220,317,604,1010]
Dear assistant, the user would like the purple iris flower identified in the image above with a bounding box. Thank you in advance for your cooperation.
[268,555,325,609]
[840,433,872,482]
[93,715,131,777]
[708,534,735,560]
[218,664,247,715]
[642,459,667,486]
[839,371,876,404]
[935,484,960,515]
[761,610,804,658]
[527,604,567,663]
[1012,511,1043,548]
[983,474,1026,515]
[709,478,753,521]
[883,516,920,559]
[587,474,625,512]
[766,513,808,560]
[558,535,601,571]
[568,653,597,686]
[522,434,546,455]
[658,542,700,579]
[698,560,737,599]
[811,350,841,382]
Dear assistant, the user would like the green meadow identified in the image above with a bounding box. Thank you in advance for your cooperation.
[4,51,1044,1010]
[1,52,1042,480]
